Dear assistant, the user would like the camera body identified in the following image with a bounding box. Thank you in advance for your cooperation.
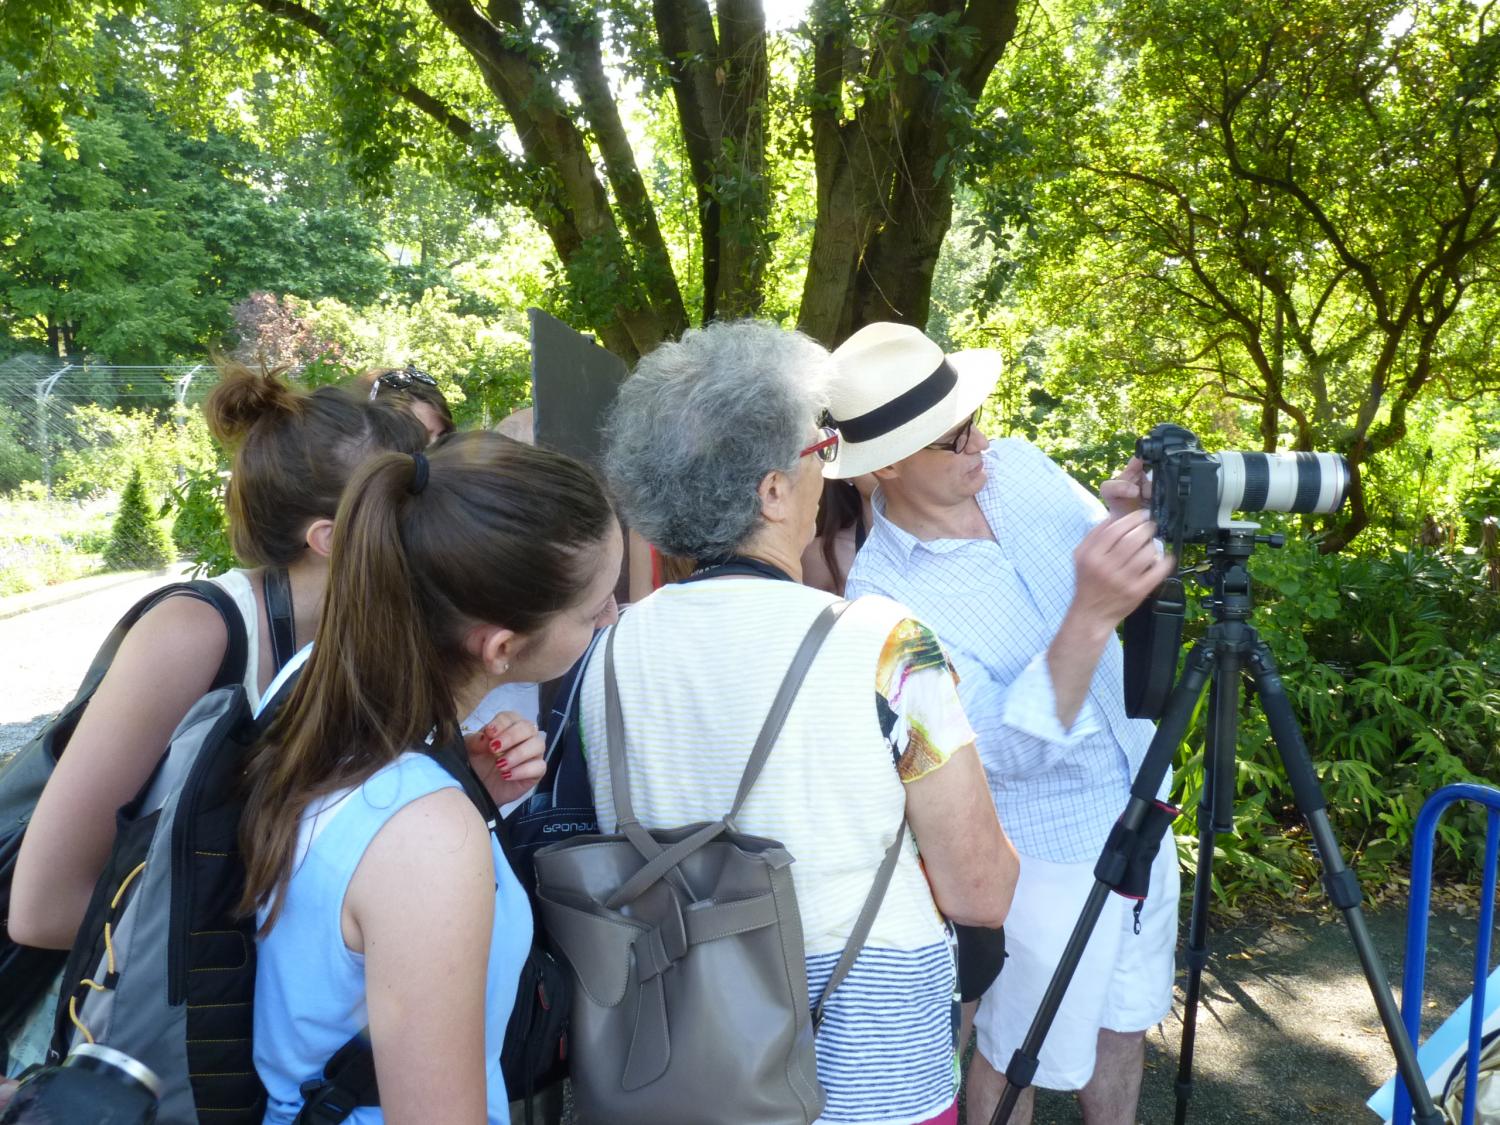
[1137,424,1223,546]
[1136,422,1350,547]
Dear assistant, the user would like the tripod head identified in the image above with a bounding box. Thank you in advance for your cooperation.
[1123,524,1286,719]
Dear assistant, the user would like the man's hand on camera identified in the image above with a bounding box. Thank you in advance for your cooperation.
[1044,509,1175,731]
[1100,457,1151,519]
[1072,509,1175,627]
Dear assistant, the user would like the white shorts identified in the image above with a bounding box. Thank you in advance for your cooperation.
[974,839,1180,1090]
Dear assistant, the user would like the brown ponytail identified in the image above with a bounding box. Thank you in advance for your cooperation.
[240,431,615,928]
[204,359,427,566]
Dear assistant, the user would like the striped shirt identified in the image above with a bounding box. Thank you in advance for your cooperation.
[846,438,1164,863]
[578,580,974,1124]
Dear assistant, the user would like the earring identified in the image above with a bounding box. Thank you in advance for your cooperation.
[498,660,510,675]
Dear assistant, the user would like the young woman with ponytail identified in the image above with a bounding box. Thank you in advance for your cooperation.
[9,361,426,951]
[242,432,621,1125]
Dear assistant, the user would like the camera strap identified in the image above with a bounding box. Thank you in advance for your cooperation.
[1122,576,1186,721]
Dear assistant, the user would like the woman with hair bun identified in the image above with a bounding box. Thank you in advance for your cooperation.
[9,361,428,952]
[243,432,620,1124]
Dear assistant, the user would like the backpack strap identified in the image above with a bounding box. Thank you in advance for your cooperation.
[183,579,251,692]
[294,1029,378,1125]
[727,600,849,820]
[263,566,297,674]
[601,601,849,905]
[812,817,906,1030]
[55,580,247,726]
[600,597,907,1028]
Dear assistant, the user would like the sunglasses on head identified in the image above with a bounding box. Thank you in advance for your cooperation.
[369,364,439,401]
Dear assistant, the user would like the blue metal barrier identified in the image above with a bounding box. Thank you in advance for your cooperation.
[1393,783,1500,1125]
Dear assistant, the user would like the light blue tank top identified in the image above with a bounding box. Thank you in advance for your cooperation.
[254,751,532,1124]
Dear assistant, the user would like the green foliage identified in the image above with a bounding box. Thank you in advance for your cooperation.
[0,73,393,364]
[976,0,1500,549]
[1167,537,1500,906]
[103,465,175,570]
[52,403,216,502]
[0,495,112,595]
[298,288,532,426]
[0,403,43,491]
[167,467,236,577]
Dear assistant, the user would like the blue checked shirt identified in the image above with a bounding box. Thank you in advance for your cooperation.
[845,438,1163,862]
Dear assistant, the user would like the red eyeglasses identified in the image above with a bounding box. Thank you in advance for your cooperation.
[799,426,840,463]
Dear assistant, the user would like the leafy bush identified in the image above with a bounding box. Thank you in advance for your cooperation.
[167,467,237,577]
[103,466,176,570]
[0,404,43,492]
[0,496,113,596]
[1168,535,1500,907]
[52,403,216,501]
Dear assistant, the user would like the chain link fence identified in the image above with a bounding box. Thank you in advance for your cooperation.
[0,356,214,496]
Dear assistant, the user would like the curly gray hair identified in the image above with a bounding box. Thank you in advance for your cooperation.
[604,320,833,560]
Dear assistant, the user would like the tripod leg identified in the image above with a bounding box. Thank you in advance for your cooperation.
[1174,642,1244,1125]
[987,643,1215,1125]
[1248,640,1444,1125]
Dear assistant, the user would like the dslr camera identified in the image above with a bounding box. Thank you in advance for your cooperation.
[1123,424,1351,720]
[1136,423,1350,548]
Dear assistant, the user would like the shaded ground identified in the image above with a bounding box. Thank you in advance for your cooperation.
[1013,898,1479,1124]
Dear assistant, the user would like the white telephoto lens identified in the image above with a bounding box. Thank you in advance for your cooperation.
[1214,451,1350,522]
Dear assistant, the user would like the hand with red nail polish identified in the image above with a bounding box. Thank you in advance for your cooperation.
[464,710,546,806]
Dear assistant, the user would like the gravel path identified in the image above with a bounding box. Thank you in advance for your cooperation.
[1024,896,1478,1124]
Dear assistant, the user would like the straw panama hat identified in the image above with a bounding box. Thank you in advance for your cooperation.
[823,322,1003,479]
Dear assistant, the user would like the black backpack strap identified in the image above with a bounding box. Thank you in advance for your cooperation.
[180,579,251,692]
[263,566,297,674]
[295,1028,378,1125]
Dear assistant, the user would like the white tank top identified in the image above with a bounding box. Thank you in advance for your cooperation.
[207,568,262,708]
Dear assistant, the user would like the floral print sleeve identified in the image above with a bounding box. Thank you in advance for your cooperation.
[875,618,977,783]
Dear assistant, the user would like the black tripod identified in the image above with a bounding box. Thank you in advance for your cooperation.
[989,528,1441,1125]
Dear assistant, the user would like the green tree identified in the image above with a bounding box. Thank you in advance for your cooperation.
[980,0,1500,549]
[103,464,176,569]
[1,0,1025,358]
[0,75,394,363]
[0,90,220,360]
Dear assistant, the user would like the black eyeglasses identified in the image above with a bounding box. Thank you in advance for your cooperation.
[369,364,439,401]
[924,407,983,454]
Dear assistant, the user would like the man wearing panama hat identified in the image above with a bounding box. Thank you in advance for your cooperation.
[826,322,1180,1125]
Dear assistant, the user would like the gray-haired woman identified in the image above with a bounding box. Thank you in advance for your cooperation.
[581,319,1018,1125]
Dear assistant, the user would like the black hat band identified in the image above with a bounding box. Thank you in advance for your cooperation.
[829,359,958,444]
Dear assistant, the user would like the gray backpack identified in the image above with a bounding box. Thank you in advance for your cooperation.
[533,601,906,1125]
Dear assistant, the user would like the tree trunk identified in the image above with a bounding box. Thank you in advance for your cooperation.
[799,0,1020,345]
[652,0,770,322]
[543,0,689,336]
[427,0,672,361]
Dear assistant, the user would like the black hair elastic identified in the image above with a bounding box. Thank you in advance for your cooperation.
[408,451,430,495]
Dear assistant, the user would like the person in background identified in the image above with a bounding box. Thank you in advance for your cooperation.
[494,404,534,443]
[362,364,456,442]
[243,432,621,1124]
[801,475,877,595]
[825,322,1179,1125]
[589,319,1018,1125]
